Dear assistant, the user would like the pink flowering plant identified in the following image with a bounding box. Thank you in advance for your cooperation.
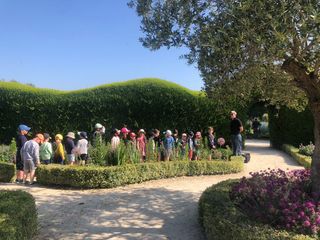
[230,169,320,236]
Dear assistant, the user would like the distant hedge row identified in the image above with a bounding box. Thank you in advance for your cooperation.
[199,180,313,240]
[0,79,242,144]
[269,106,314,148]
[36,157,244,188]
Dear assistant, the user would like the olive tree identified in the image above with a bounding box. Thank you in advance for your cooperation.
[129,0,320,193]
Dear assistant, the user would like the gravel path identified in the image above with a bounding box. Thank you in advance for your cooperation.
[0,140,303,240]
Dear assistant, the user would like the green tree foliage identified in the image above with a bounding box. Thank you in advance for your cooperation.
[129,0,320,194]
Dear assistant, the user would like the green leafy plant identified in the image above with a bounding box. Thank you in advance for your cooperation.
[0,190,37,240]
[299,142,315,157]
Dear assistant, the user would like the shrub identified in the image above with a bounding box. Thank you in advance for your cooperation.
[36,157,243,188]
[0,139,16,163]
[0,162,15,182]
[0,190,37,240]
[299,143,315,157]
[199,179,315,240]
[282,144,311,169]
[269,107,314,148]
[230,169,319,235]
[0,79,240,144]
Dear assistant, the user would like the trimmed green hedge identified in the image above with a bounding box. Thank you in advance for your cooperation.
[0,190,37,240]
[269,107,313,148]
[0,78,241,144]
[0,162,15,182]
[282,144,311,168]
[36,157,243,188]
[199,180,314,240]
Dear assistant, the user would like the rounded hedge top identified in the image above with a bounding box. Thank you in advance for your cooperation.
[0,78,231,144]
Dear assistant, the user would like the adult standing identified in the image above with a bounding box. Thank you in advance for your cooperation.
[92,123,105,146]
[230,111,243,156]
[15,124,31,183]
[21,133,44,185]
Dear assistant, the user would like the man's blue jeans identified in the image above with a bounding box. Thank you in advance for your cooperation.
[231,134,242,156]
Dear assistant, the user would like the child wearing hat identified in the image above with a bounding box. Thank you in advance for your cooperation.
[21,133,44,185]
[163,130,175,161]
[179,133,188,158]
[120,125,130,145]
[54,134,65,164]
[137,129,146,162]
[65,132,76,165]
[40,133,53,165]
[76,132,88,166]
[129,132,137,148]
[15,124,31,183]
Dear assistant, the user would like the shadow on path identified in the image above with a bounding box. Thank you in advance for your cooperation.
[33,187,204,240]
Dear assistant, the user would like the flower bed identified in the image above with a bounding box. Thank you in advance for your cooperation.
[283,144,311,168]
[0,162,15,182]
[36,157,243,188]
[0,190,37,240]
[199,179,314,240]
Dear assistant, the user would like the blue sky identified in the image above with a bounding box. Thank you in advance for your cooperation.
[0,0,203,91]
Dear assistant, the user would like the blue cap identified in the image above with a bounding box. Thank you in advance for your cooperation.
[18,124,31,132]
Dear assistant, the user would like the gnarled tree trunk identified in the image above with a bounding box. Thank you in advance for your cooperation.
[282,58,320,196]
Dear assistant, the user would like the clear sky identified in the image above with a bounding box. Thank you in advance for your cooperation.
[0,0,203,91]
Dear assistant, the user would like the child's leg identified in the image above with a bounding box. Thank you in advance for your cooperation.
[29,170,35,184]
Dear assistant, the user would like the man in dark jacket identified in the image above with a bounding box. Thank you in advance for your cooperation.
[230,111,243,156]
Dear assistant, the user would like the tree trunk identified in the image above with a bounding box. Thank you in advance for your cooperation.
[309,102,320,197]
[282,58,320,196]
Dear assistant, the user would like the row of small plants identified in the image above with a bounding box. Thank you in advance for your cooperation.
[199,174,315,240]
[0,190,37,240]
[282,144,311,169]
[36,157,244,188]
[88,139,232,166]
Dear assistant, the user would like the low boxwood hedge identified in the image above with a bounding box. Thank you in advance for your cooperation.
[199,180,314,240]
[0,162,15,182]
[282,144,311,168]
[0,190,37,240]
[36,157,243,188]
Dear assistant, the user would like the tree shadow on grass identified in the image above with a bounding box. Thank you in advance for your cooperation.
[33,187,205,240]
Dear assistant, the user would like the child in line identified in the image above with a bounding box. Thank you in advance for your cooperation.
[137,129,146,162]
[151,129,162,160]
[65,132,76,165]
[207,127,216,160]
[40,133,53,165]
[54,134,65,164]
[194,131,202,160]
[77,132,88,165]
[121,125,130,145]
[129,132,137,148]
[179,133,188,158]
[187,131,194,160]
[111,128,121,150]
[163,130,175,161]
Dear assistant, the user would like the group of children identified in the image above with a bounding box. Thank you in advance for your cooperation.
[109,126,218,161]
[15,124,89,184]
[14,123,219,184]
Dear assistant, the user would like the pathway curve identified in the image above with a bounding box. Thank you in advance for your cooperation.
[0,140,303,240]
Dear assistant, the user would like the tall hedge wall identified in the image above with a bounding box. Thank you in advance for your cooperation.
[269,106,314,148]
[0,79,239,144]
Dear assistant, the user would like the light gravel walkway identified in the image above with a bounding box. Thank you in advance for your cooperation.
[0,140,303,240]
